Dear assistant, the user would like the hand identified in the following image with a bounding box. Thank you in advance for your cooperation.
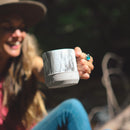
[74,47,94,79]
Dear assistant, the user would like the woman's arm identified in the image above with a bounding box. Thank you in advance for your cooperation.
[32,56,45,83]
[32,47,94,83]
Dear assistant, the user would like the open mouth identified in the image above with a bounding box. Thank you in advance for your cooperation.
[6,41,21,49]
[6,41,21,46]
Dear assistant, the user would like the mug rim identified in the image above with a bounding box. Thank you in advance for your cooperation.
[43,48,74,54]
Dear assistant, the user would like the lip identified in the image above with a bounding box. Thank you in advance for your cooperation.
[10,44,21,49]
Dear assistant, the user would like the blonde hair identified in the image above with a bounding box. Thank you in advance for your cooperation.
[3,33,47,129]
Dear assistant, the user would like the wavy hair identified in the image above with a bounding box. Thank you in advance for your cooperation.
[3,33,47,129]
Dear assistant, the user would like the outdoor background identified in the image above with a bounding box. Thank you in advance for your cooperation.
[31,0,130,129]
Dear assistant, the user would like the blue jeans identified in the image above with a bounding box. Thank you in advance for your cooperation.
[32,98,91,130]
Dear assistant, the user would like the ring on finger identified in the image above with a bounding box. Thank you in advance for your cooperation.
[86,54,91,61]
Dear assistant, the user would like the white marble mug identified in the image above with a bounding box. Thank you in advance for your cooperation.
[42,49,79,88]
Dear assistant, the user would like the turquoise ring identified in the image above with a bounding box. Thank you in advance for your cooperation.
[86,54,91,61]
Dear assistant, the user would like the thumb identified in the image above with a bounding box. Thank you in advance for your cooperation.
[74,46,82,58]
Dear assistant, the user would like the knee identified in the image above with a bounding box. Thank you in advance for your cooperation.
[62,98,85,112]
[61,98,89,121]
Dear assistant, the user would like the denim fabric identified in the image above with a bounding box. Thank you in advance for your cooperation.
[32,98,91,130]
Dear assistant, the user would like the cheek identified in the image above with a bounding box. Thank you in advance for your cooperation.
[3,43,22,57]
[0,34,9,50]
[0,42,7,55]
[22,32,27,39]
[0,32,10,43]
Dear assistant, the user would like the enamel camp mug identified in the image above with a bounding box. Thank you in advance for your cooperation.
[42,49,79,88]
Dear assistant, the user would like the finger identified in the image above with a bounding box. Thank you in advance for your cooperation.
[74,46,82,58]
[88,56,93,63]
[77,63,91,74]
[77,52,93,63]
[75,47,87,60]
[86,60,94,70]
[77,59,94,71]
[80,72,90,79]
[75,47,94,62]
[82,57,94,70]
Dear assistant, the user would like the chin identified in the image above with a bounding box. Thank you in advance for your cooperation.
[4,45,22,58]
[10,53,21,57]
[7,51,21,58]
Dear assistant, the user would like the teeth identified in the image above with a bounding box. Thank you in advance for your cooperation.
[6,41,20,46]
[15,41,20,45]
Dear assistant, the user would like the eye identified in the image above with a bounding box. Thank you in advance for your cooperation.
[0,25,28,32]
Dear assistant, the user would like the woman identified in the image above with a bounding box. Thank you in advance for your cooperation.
[0,0,94,130]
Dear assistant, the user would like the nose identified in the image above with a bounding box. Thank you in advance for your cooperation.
[12,29,23,37]
[11,29,26,42]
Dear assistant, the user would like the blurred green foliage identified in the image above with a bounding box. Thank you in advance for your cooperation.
[30,0,130,114]
[32,0,130,76]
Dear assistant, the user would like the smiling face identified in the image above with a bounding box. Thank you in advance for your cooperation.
[0,15,27,59]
